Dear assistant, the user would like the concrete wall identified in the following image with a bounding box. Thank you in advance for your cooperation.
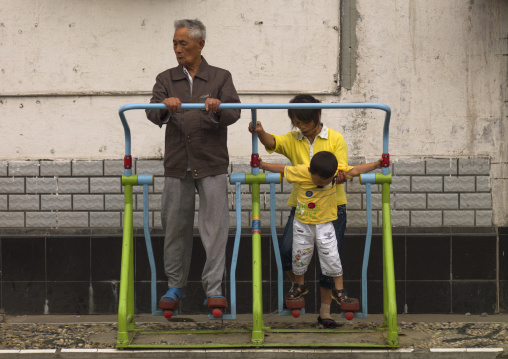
[0,0,506,226]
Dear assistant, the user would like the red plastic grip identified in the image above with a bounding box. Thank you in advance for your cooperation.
[381,153,390,168]
[251,153,260,168]
[124,155,132,169]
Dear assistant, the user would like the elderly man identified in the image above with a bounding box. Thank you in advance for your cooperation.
[146,19,241,312]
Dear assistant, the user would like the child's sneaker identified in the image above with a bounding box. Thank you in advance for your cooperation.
[285,283,308,300]
[331,288,353,304]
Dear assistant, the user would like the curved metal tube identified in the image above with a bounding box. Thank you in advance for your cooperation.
[119,102,391,160]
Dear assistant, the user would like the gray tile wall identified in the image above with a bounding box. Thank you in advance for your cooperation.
[344,157,492,227]
[0,157,493,229]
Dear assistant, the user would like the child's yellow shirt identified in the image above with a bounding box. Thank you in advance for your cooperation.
[266,125,353,208]
[284,164,351,225]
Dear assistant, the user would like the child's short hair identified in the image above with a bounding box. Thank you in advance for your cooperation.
[309,151,338,179]
[288,94,321,127]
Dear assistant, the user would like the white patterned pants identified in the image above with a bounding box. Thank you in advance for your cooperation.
[292,219,343,277]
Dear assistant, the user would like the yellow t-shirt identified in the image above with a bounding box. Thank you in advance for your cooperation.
[284,164,349,225]
[266,125,353,207]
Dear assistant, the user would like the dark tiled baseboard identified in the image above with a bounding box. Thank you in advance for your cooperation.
[0,227,505,315]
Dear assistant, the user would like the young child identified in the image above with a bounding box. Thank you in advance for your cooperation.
[260,151,382,305]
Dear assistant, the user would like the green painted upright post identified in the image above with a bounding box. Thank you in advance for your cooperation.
[251,182,265,345]
[380,178,398,346]
[117,177,136,346]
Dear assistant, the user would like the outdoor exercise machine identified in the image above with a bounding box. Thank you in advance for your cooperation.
[116,102,398,348]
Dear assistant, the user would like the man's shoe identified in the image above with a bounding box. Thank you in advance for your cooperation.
[159,288,185,310]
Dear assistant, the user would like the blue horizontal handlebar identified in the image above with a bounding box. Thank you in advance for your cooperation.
[119,102,391,112]
[119,102,391,173]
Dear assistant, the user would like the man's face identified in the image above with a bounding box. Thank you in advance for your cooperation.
[173,27,204,68]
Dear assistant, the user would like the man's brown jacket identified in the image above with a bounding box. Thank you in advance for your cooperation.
[146,57,241,179]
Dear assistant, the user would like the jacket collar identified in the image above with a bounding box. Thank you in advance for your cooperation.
[171,56,209,81]
[296,123,329,141]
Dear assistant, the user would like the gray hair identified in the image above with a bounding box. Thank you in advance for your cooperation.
[174,19,206,41]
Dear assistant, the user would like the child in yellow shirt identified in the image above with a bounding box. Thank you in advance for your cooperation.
[260,151,382,304]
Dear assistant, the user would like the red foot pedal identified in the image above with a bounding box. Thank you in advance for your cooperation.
[208,297,227,309]
[208,297,227,318]
[160,300,179,311]
[341,297,360,320]
[340,297,360,312]
[286,297,305,318]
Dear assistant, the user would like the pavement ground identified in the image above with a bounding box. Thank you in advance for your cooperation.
[1,313,507,358]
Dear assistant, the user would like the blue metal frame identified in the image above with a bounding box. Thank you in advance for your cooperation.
[119,102,391,156]
[118,102,391,321]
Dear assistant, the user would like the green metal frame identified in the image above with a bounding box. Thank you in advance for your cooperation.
[118,175,142,346]
[379,174,399,346]
[116,103,399,349]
